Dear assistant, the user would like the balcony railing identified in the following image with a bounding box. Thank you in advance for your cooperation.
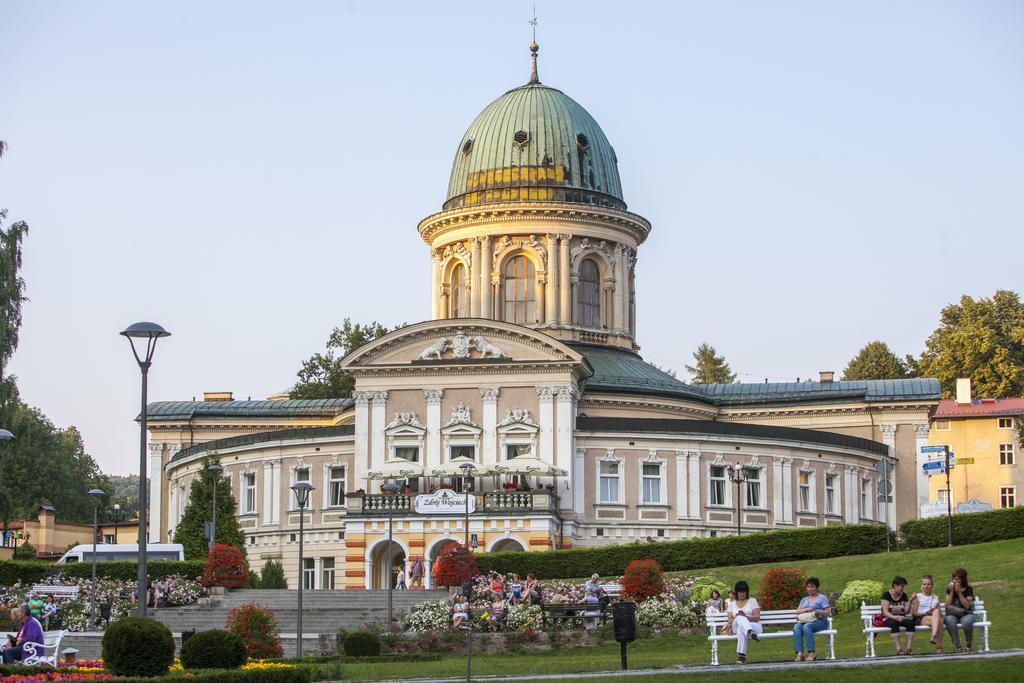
[346,491,557,516]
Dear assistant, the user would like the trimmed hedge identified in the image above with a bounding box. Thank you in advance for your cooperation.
[102,616,176,677]
[181,629,247,670]
[899,505,1024,549]
[342,630,382,657]
[0,559,203,586]
[0,666,311,683]
[475,524,894,579]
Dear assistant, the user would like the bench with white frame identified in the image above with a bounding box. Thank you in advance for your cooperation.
[21,630,67,667]
[30,585,80,600]
[707,609,837,666]
[860,598,991,657]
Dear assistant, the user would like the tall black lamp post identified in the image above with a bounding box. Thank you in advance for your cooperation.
[290,480,313,658]
[109,503,123,542]
[381,481,400,625]
[207,463,223,550]
[458,462,476,683]
[121,322,170,617]
[88,488,106,630]
[458,462,476,549]
[728,463,747,537]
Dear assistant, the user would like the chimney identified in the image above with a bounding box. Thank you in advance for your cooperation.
[203,391,234,402]
[819,371,834,383]
[956,378,972,405]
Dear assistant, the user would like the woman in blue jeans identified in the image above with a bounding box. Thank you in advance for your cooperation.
[793,577,831,661]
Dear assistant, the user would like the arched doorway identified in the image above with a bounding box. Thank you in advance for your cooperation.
[370,540,406,590]
[490,538,526,553]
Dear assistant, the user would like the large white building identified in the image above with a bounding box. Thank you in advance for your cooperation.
[146,43,939,590]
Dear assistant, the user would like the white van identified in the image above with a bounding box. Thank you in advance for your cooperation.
[56,543,185,564]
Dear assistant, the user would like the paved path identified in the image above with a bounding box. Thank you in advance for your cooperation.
[335,648,1024,683]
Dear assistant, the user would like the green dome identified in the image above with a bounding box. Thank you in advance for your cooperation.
[445,72,625,211]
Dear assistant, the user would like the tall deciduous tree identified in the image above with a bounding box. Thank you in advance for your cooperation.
[686,342,737,384]
[172,455,246,560]
[290,319,393,399]
[916,290,1024,398]
[842,341,911,380]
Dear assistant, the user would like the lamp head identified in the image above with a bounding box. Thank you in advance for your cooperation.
[113,503,121,511]
[88,488,105,503]
[0,429,13,441]
[207,463,223,475]
[120,322,171,340]
[458,463,476,475]
[290,481,314,508]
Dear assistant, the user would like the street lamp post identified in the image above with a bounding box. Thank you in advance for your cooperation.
[381,481,400,626]
[457,462,476,683]
[88,488,105,630]
[728,464,747,537]
[121,322,170,617]
[110,504,122,542]
[290,481,313,659]
[207,463,223,550]
[458,463,476,549]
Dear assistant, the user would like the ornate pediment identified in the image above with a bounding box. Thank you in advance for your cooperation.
[418,329,508,361]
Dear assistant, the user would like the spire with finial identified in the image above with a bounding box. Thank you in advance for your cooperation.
[528,4,540,84]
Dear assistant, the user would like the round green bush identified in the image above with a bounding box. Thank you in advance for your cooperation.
[343,630,382,657]
[101,616,175,677]
[836,579,885,613]
[180,629,247,670]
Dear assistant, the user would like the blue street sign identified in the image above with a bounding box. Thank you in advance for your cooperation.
[922,461,946,470]
[920,445,948,454]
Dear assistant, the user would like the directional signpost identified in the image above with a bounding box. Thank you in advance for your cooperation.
[875,457,894,551]
[921,445,954,547]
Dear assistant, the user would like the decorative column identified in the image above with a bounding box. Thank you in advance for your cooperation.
[555,387,575,512]
[148,443,163,543]
[481,388,499,467]
[424,389,444,470]
[470,239,481,317]
[687,451,701,519]
[270,459,282,524]
[772,456,784,523]
[479,237,492,319]
[843,466,857,523]
[558,235,571,324]
[263,461,275,526]
[879,424,898,528]
[613,244,626,333]
[354,391,371,487]
[781,457,794,523]
[675,451,688,520]
[370,391,388,472]
[914,423,931,513]
[536,274,546,324]
[536,387,555,465]
[545,235,558,325]
[573,447,585,516]
[431,251,442,319]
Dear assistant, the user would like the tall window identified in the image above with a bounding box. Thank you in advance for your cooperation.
[293,467,310,509]
[243,472,257,514]
[506,444,531,459]
[825,474,837,515]
[449,263,468,318]
[302,558,315,590]
[642,463,662,504]
[329,466,346,507]
[599,461,620,503]
[710,466,727,506]
[798,472,811,511]
[1000,444,1015,465]
[321,558,336,590]
[503,255,536,324]
[577,258,601,328]
[860,479,871,516]
[395,446,419,462]
[745,468,761,508]
[1000,487,1016,508]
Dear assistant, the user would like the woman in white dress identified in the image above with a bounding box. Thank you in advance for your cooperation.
[912,575,943,653]
[726,581,762,664]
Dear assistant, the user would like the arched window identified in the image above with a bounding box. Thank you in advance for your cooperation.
[502,255,536,324]
[449,263,468,318]
[577,258,601,328]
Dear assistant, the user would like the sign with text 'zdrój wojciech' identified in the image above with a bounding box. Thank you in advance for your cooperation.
[414,488,476,515]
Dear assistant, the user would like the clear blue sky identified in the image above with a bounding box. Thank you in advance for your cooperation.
[2,1,1022,474]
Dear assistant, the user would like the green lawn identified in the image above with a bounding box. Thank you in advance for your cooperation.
[328,538,1023,681]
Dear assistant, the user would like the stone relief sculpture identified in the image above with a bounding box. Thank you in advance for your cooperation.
[497,408,539,428]
[445,402,476,428]
[417,330,508,361]
[418,339,449,360]
[385,412,424,430]
[472,336,508,358]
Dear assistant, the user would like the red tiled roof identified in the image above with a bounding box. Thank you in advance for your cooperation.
[934,398,1024,418]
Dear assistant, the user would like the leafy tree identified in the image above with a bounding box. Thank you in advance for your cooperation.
[172,455,246,560]
[290,319,394,399]
[842,341,911,380]
[916,290,1024,398]
[0,141,28,407]
[685,342,737,384]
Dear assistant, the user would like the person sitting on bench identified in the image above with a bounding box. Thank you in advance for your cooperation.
[726,581,762,665]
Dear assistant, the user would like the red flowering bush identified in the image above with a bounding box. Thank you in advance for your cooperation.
[621,558,665,602]
[201,543,247,588]
[435,543,478,587]
[757,567,807,609]
[226,602,284,659]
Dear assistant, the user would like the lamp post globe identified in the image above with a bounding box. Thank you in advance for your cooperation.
[290,481,314,658]
[87,488,106,630]
[121,321,170,617]
[206,463,223,550]
[112,503,122,542]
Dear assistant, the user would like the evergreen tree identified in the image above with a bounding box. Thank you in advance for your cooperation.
[172,454,246,560]
[686,342,737,384]
[842,341,911,380]
[258,560,288,589]
[290,319,393,399]
[916,290,1024,398]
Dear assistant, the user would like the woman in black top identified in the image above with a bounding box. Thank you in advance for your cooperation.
[944,568,975,653]
[881,576,915,654]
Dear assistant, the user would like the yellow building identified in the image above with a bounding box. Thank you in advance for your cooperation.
[1,506,140,560]
[927,378,1023,511]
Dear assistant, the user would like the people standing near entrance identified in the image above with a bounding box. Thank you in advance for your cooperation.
[727,581,762,665]
[432,558,441,588]
[396,564,407,590]
[410,558,424,589]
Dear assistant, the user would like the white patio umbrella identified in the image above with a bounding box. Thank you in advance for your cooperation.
[492,456,567,477]
[426,456,493,477]
[367,459,424,480]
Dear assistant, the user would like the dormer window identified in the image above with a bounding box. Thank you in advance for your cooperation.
[513,130,530,148]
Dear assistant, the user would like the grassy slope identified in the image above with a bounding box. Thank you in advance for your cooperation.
[334,538,1024,681]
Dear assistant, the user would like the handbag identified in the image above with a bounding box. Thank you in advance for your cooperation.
[945,603,968,618]
[797,612,818,623]
[872,614,885,627]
